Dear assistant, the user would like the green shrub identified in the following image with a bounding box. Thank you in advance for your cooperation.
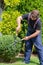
[0,10,21,34]
[0,35,21,62]
[0,0,21,34]
[4,0,20,7]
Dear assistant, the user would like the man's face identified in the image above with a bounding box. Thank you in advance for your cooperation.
[30,14,37,21]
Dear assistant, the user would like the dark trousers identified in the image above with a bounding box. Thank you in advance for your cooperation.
[24,32,43,65]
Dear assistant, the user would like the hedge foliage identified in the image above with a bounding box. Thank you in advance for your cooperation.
[0,35,21,62]
[0,11,21,34]
[0,0,21,35]
[4,0,20,7]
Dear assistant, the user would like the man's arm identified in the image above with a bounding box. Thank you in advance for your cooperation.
[16,16,23,33]
[17,16,23,27]
[23,30,40,40]
[28,30,40,38]
[16,13,28,33]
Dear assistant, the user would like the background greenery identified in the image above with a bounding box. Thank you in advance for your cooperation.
[0,35,21,62]
[0,0,43,62]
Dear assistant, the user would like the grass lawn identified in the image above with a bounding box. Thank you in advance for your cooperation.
[0,55,40,65]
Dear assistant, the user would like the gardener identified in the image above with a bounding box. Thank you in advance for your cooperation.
[16,10,43,65]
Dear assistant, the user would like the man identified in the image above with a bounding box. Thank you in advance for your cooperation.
[16,10,43,65]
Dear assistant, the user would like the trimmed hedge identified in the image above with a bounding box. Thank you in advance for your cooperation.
[0,35,21,62]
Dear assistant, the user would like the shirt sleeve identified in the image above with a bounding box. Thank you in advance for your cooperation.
[22,13,29,20]
[36,20,41,30]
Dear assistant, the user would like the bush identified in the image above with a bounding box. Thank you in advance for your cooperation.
[4,0,20,7]
[0,35,21,62]
[0,10,21,35]
[0,0,21,34]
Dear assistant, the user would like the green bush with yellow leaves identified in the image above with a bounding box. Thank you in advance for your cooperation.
[0,0,21,35]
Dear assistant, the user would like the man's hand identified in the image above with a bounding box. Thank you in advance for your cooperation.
[22,36,30,40]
